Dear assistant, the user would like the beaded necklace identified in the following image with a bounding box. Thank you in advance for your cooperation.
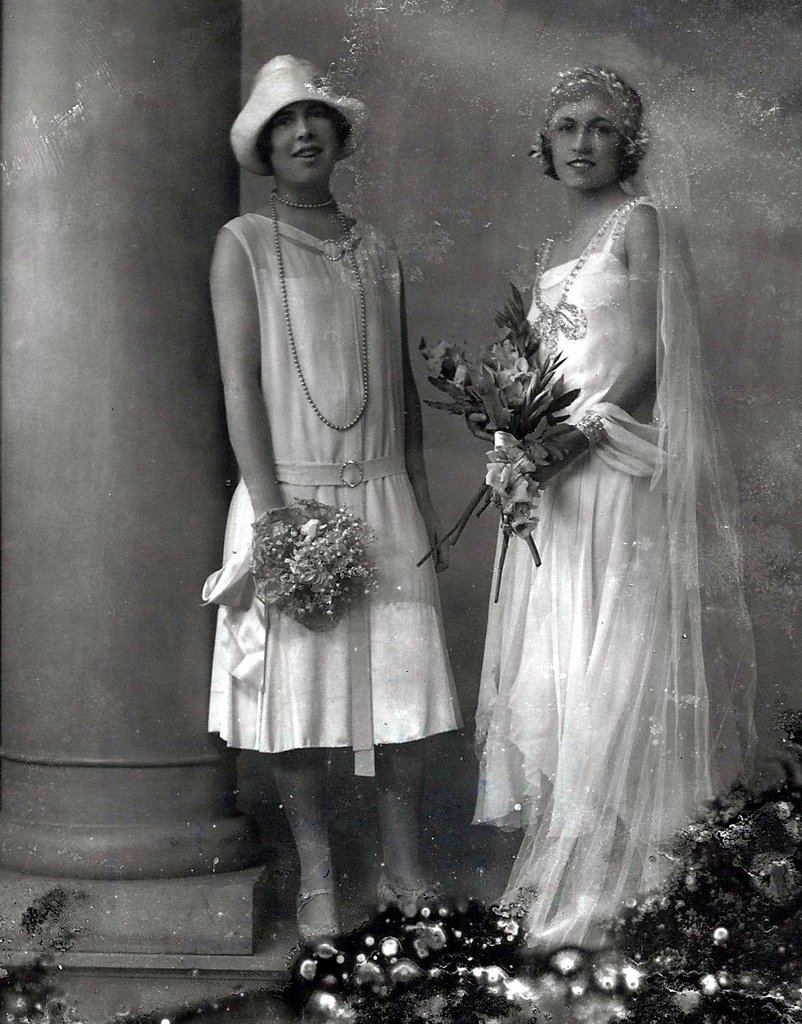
[270,191,369,432]
[273,191,335,210]
[532,198,638,354]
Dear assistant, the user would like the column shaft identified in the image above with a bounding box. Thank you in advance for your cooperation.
[0,0,259,880]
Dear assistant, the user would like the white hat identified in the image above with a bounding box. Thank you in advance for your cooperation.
[230,55,367,176]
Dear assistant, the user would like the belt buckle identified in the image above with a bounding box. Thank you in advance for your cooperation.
[340,459,364,488]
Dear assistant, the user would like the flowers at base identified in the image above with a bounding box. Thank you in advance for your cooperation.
[284,895,651,1024]
[282,710,802,1024]
[251,499,375,631]
[16,728,800,1024]
[0,961,83,1024]
[418,285,579,596]
[609,709,802,1024]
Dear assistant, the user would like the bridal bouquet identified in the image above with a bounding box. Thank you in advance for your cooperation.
[251,500,376,631]
[418,285,579,600]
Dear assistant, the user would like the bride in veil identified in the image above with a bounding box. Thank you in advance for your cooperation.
[472,66,757,949]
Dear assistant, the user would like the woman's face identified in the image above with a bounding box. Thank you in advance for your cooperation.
[546,94,625,191]
[267,100,343,187]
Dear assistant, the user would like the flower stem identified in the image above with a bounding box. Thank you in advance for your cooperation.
[474,487,494,519]
[525,533,542,568]
[451,484,491,547]
[493,527,511,603]
[416,483,491,567]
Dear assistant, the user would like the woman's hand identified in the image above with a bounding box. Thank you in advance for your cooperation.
[534,458,566,487]
[465,411,495,442]
[534,425,590,486]
[252,503,290,528]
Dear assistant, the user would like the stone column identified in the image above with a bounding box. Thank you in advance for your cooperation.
[0,0,262,939]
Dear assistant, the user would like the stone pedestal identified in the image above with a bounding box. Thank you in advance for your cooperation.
[0,949,293,1024]
[0,0,262,949]
[0,868,268,955]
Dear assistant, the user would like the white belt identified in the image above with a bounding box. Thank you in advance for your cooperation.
[274,453,405,489]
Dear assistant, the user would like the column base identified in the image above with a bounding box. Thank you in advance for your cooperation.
[0,866,269,955]
[0,759,264,879]
[0,815,263,880]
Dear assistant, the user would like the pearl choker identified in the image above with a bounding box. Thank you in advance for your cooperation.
[272,190,335,210]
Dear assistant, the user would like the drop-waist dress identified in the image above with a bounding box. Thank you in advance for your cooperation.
[204,214,461,759]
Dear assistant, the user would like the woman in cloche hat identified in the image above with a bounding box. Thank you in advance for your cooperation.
[202,55,461,942]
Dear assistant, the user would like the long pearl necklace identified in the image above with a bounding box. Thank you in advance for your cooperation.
[533,199,639,354]
[270,191,369,432]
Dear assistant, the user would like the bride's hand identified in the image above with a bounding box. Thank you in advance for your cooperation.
[465,411,494,442]
[535,425,590,485]
[535,460,565,486]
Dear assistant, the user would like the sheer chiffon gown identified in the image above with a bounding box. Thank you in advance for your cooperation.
[473,199,756,948]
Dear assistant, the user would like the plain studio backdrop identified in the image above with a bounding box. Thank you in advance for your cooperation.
[2,0,800,911]
[233,0,801,887]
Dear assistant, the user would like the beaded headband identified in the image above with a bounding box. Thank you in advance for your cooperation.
[530,66,649,177]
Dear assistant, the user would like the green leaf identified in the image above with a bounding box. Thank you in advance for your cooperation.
[423,399,469,414]
[429,377,469,400]
[481,387,512,431]
[527,419,549,441]
[542,441,566,461]
[545,388,581,415]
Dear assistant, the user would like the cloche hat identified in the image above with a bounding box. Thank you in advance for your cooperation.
[230,55,366,175]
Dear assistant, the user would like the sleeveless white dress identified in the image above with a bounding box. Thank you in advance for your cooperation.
[204,214,461,756]
[473,200,715,946]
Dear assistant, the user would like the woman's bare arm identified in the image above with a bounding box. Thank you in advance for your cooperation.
[211,229,284,520]
[399,270,449,569]
[534,205,661,484]
[604,202,659,415]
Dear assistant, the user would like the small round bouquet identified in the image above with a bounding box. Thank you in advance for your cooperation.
[251,499,376,632]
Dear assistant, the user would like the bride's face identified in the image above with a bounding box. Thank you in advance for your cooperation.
[547,94,625,191]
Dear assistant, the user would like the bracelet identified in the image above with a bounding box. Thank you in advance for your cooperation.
[575,412,607,447]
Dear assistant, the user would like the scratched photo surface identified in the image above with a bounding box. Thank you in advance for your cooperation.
[1,0,800,1020]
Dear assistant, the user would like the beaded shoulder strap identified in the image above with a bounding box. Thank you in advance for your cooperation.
[537,199,638,307]
[602,197,648,252]
[532,241,549,299]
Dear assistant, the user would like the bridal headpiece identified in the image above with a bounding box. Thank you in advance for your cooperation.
[531,65,650,180]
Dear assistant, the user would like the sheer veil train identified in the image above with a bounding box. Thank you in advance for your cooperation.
[474,101,757,948]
